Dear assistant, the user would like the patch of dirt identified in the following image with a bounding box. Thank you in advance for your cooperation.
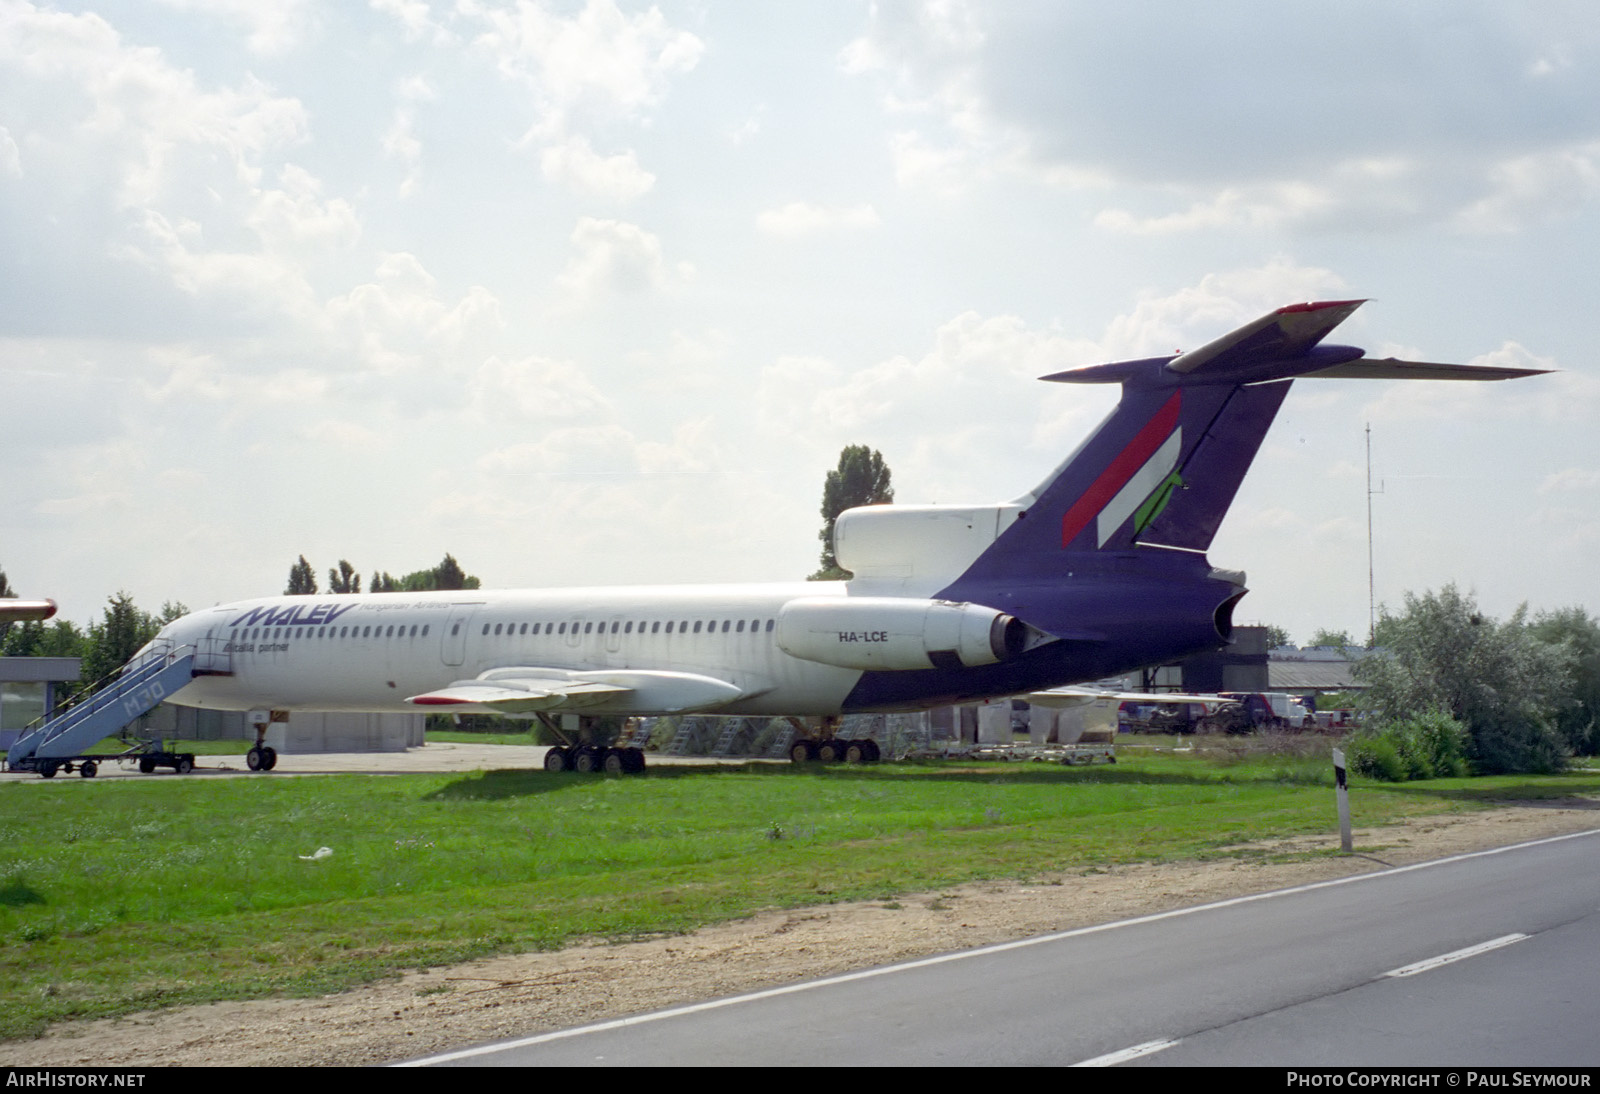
[6,802,1597,1067]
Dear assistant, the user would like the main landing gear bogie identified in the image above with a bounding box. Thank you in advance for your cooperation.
[790,737,881,765]
[544,745,646,776]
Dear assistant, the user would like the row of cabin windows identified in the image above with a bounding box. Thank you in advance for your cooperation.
[473,618,779,638]
[231,624,431,641]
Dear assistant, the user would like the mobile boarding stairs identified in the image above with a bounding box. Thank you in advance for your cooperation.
[4,640,231,778]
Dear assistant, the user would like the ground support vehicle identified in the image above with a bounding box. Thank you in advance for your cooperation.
[907,742,1117,766]
[8,740,199,778]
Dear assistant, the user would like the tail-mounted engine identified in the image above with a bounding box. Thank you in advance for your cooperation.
[777,597,1040,672]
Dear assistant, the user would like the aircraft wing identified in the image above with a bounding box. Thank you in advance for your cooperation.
[1026,686,1230,709]
[406,666,746,714]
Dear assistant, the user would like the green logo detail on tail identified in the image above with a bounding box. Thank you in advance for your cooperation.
[1133,471,1184,535]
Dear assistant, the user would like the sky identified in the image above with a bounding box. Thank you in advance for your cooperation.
[1,0,1597,646]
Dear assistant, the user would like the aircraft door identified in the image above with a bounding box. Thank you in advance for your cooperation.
[441,603,483,666]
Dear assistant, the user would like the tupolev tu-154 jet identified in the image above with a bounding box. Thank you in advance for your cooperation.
[127,300,1543,773]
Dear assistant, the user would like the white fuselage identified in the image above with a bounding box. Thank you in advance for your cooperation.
[158,582,867,717]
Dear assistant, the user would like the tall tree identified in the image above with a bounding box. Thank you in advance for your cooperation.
[371,555,481,593]
[1530,607,1600,756]
[0,565,14,645]
[285,555,318,596]
[1355,585,1572,774]
[811,445,894,580]
[81,592,161,686]
[1,618,86,659]
[433,553,469,591]
[1308,628,1355,648]
[327,560,361,594]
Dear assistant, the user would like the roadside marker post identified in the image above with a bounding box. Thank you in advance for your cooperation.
[1333,747,1352,852]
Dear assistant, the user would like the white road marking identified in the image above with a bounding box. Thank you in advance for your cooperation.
[1383,933,1528,978]
[1071,1039,1182,1067]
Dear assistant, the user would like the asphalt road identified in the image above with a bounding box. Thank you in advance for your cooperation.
[405,829,1600,1067]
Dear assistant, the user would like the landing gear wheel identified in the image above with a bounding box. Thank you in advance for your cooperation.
[247,747,263,771]
[260,747,277,771]
[175,755,193,775]
[602,749,625,775]
[38,761,58,779]
[622,748,646,774]
[79,761,97,778]
[573,747,598,774]
[790,740,818,764]
[138,756,156,774]
[844,741,866,764]
[863,739,881,763]
[817,739,844,764]
[543,747,571,773]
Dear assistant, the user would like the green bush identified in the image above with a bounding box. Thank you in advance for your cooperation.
[1470,716,1569,775]
[1348,712,1470,782]
[1348,733,1407,782]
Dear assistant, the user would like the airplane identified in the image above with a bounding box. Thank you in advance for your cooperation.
[122,299,1544,774]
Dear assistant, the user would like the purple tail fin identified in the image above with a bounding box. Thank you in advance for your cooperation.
[945,299,1546,587]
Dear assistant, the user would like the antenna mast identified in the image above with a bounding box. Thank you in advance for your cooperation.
[1366,422,1379,645]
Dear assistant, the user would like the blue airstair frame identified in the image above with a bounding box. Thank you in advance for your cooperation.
[6,649,197,766]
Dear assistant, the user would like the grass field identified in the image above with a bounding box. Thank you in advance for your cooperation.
[2,742,1596,1041]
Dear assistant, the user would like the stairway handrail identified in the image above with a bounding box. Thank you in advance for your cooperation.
[14,643,196,748]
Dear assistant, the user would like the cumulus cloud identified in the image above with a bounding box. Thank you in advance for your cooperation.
[756,201,880,237]
[326,252,504,376]
[405,1,704,200]
[0,6,310,204]
[845,2,1600,232]
[557,216,682,298]
[0,2,356,334]
[461,0,703,139]
[753,262,1356,505]
[152,0,317,55]
[467,354,613,426]
[369,0,455,46]
[0,126,19,177]
[1539,468,1600,495]
[382,76,435,200]
[540,134,655,201]
[1455,140,1600,232]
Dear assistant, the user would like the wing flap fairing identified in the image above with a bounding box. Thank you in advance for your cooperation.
[406,667,746,714]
